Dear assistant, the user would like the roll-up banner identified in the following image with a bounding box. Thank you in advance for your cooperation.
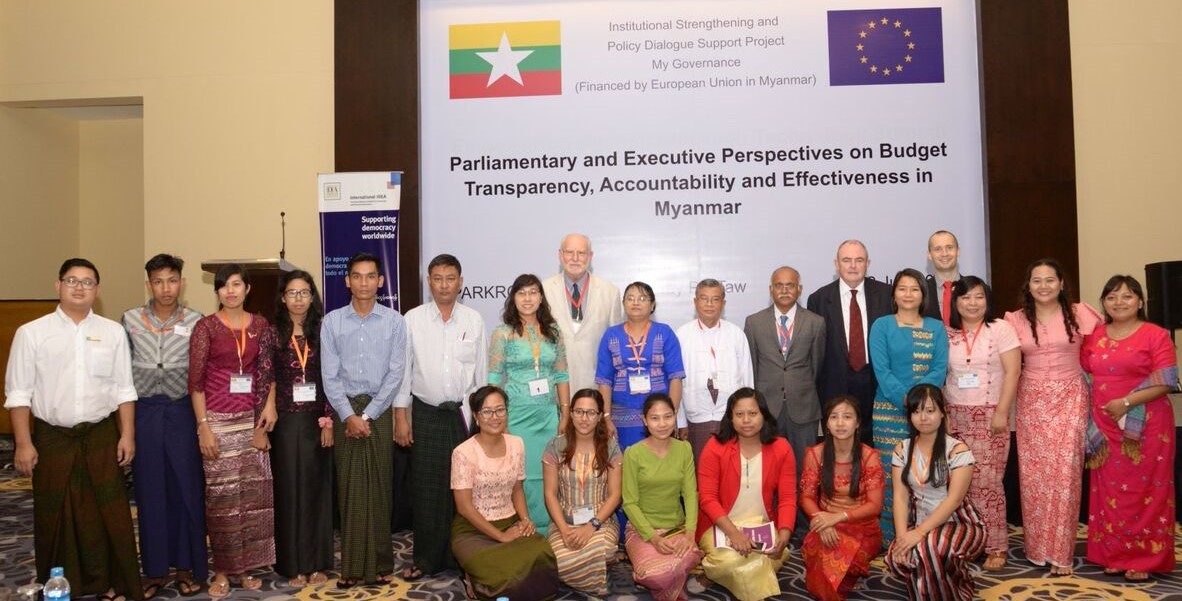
[318,172,402,312]
[420,0,986,327]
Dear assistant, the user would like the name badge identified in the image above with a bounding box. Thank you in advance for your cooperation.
[230,374,253,394]
[173,324,191,337]
[571,505,595,526]
[628,374,652,394]
[957,373,980,389]
[528,378,550,397]
[293,382,317,403]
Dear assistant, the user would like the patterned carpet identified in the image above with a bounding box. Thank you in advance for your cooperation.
[0,469,1178,600]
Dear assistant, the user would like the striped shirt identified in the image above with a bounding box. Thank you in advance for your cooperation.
[320,301,407,421]
[121,303,203,400]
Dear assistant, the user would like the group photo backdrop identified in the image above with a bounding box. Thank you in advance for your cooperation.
[420,0,986,327]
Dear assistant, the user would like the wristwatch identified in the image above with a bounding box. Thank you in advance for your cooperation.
[589,517,603,531]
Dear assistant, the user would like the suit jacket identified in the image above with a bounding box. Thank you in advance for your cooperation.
[805,278,893,403]
[924,273,961,322]
[695,436,797,541]
[743,305,826,424]
[543,273,622,391]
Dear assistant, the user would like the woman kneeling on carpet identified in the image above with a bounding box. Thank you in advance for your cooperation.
[450,385,559,600]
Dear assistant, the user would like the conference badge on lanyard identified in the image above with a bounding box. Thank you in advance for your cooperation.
[291,334,317,402]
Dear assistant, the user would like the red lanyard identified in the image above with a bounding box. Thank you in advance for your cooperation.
[563,274,590,310]
[776,315,795,354]
[291,334,309,382]
[960,320,985,364]
[625,321,651,372]
[217,311,249,374]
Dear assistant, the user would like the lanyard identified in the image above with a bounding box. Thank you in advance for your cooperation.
[524,324,542,375]
[563,274,590,310]
[140,307,183,334]
[291,334,309,382]
[218,311,249,374]
[625,321,651,373]
[960,320,985,364]
[776,315,795,355]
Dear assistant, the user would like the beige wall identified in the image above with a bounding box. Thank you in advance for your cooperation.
[0,1,334,315]
[79,119,145,318]
[0,107,79,299]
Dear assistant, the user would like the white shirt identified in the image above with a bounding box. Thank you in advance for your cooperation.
[838,281,869,352]
[4,306,137,428]
[675,318,753,427]
[394,301,487,427]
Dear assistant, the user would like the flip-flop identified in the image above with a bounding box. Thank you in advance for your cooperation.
[236,575,262,591]
[1124,570,1150,582]
[1103,567,1123,575]
[141,581,163,599]
[401,566,424,582]
[208,579,230,599]
[336,578,357,590]
[287,575,308,588]
[97,591,126,601]
[308,572,329,585]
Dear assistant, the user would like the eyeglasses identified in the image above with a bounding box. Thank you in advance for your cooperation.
[284,289,313,299]
[571,408,600,419]
[772,283,799,291]
[478,407,507,418]
[61,277,98,290]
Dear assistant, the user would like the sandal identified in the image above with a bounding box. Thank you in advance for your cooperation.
[1103,567,1123,576]
[287,574,308,588]
[370,572,397,585]
[175,570,201,596]
[141,580,163,599]
[983,553,1006,571]
[233,575,262,591]
[1124,570,1150,582]
[97,590,127,601]
[208,579,231,599]
[336,578,357,590]
[401,566,424,582]
[308,572,329,585]
[1050,565,1073,576]
[462,574,477,600]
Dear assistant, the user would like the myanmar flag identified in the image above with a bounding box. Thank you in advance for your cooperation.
[449,20,561,99]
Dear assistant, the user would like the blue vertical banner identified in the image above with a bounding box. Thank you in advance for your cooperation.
[318,172,402,312]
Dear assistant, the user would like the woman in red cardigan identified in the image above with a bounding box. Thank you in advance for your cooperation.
[696,387,797,601]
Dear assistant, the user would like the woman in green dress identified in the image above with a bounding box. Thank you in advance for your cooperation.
[490,273,571,536]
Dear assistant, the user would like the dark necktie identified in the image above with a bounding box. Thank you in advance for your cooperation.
[942,280,953,326]
[571,282,582,321]
[848,290,866,371]
[779,314,792,359]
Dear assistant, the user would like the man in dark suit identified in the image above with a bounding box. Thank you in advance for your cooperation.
[924,230,962,325]
[806,240,892,445]
[745,265,825,540]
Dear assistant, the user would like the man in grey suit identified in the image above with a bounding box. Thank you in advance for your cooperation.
[745,265,825,539]
[542,233,623,391]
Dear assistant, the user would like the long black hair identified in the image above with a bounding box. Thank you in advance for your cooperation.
[273,270,324,346]
[714,387,779,445]
[1019,258,1080,346]
[899,384,951,491]
[502,273,559,343]
[819,395,863,501]
[560,388,612,475]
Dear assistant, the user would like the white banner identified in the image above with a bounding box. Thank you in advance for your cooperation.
[420,0,985,327]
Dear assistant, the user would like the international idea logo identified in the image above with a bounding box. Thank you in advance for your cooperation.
[827,8,944,86]
[449,20,561,99]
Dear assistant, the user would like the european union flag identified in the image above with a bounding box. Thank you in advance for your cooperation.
[827,8,944,86]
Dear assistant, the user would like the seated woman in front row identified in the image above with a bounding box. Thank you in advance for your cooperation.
[450,385,559,601]
[696,388,796,601]
[885,384,985,601]
[542,388,622,597]
[622,393,702,601]
[799,395,884,601]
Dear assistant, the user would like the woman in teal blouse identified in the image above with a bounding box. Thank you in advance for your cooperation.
[869,267,949,543]
[622,393,702,601]
[489,273,571,536]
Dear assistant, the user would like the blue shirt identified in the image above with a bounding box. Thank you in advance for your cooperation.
[320,302,407,420]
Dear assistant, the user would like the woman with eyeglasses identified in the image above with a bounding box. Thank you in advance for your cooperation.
[696,388,796,601]
[489,273,571,536]
[268,270,333,588]
[542,388,622,596]
[451,385,558,601]
[188,263,278,597]
[596,281,686,451]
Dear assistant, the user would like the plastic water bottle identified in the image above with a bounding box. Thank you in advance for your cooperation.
[43,568,70,601]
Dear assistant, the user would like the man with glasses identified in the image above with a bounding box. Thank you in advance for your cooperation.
[4,258,141,601]
[120,253,207,596]
[320,252,407,587]
[392,253,487,580]
[675,278,753,461]
[746,266,827,539]
[542,233,622,391]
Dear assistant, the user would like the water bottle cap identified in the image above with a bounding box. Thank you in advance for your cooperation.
[49,567,64,577]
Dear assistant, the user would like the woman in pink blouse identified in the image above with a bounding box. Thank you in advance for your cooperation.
[1003,259,1101,576]
[188,264,278,597]
[944,276,1020,570]
[450,385,558,600]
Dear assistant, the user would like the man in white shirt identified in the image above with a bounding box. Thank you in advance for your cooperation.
[4,258,141,601]
[542,233,622,391]
[393,253,488,579]
[676,278,753,460]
